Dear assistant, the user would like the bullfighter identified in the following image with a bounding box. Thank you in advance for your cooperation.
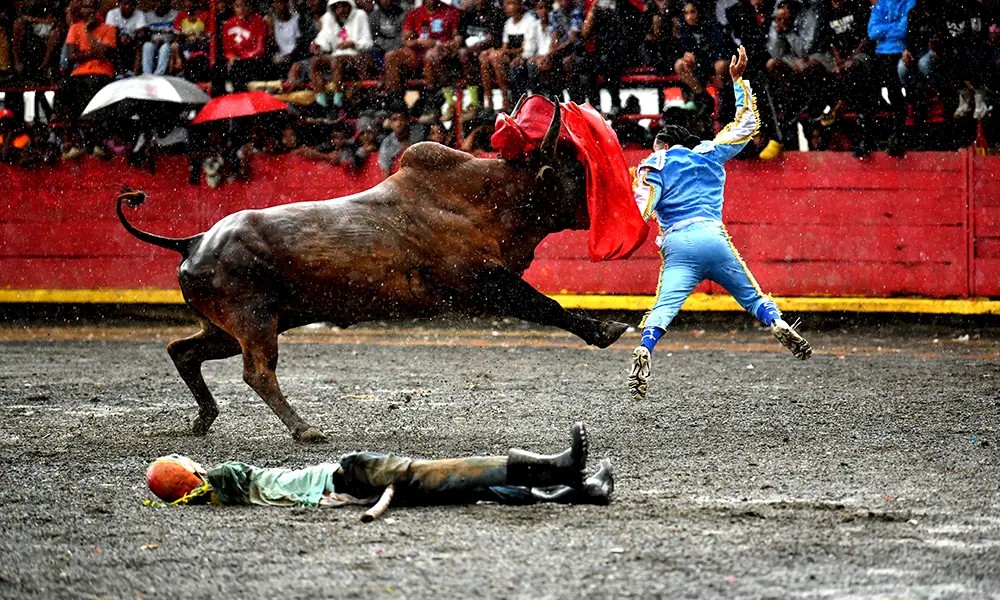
[628,46,813,402]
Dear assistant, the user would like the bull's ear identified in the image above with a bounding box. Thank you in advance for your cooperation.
[538,96,562,161]
[535,164,555,184]
[511,94,528,118]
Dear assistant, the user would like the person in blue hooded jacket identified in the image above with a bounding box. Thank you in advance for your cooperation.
[628,45,812,402]
[857,0,916,157]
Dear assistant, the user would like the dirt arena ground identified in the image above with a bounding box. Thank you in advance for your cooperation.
[1,309,998,599]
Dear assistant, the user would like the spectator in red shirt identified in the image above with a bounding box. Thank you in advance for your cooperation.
[221,0,269,91]
[382,0,463,119]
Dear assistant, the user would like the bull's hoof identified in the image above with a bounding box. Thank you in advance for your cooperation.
[191,413,216,436]
[590,320,629,349]
[293,426,329,444]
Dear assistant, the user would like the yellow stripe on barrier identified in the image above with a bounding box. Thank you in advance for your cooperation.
[0,289,184,304]
[551,294,1000,315]
[2,289,1000,315]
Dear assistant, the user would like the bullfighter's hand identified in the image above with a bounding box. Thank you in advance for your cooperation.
[729,45,747,82]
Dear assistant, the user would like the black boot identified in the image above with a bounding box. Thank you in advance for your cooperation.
[582,458,614,503]
[530,458,615,505]
[507,422,588,488]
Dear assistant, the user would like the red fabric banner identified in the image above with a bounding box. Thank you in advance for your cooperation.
[491,96,649,261]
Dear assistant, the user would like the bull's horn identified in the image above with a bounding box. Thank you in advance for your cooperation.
[511,93,528,118]
[539,96,561,160]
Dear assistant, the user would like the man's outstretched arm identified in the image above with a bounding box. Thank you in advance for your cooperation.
[710,46,760,161]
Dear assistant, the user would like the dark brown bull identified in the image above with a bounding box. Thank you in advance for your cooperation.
[117,97,628,443]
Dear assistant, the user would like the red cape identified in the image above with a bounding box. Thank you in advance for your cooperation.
[491,97,648,261]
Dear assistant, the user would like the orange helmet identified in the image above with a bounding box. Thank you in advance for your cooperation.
[146,454,207,503]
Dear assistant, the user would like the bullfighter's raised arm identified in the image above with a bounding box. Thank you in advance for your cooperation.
[709,77,760,162]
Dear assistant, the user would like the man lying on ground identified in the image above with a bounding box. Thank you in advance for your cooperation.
[146,422,614,513]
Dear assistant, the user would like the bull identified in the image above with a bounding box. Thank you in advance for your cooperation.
[116,97,630,443]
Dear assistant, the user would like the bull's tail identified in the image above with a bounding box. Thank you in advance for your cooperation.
[116,186,201,256]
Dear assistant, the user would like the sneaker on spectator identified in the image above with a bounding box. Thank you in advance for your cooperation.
[61,146,85,161]
[758,139,782,161]
[954,89,973,118]
[973,90,991,120]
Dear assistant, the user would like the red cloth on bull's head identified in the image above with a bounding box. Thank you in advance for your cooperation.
[491,96,648,261]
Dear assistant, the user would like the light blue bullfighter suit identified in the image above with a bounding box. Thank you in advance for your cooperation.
[627,77,813,401]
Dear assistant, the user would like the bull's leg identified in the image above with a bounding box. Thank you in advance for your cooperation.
[166,325,242,435]
[235,317,328,444]
[470,268,629,348]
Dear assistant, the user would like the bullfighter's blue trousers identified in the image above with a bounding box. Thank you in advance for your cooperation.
[641,220,779,331]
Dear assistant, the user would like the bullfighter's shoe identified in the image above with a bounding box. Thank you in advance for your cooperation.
[507,422,588,488]
[628,346,651,400]
[771,318,812,360]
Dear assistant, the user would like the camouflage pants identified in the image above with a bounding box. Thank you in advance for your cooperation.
[334,452,520,505]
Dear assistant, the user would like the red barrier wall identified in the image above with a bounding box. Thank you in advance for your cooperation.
[973,155,1000,297]
[528,150,978,298]
[0,154,382,289]
[1,149,997,299]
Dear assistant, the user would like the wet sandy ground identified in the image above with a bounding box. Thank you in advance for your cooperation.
[1,314,998,599]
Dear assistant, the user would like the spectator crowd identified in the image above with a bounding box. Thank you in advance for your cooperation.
[0,0,998,175]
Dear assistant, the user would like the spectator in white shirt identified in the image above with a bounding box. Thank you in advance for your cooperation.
[268,0,303,79]
[310,0,374,108]
[105,0,147,76]
[141,0,179,75]
[479,0,543,112]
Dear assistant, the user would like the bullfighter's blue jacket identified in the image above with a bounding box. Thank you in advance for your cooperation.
[633,78,759,235]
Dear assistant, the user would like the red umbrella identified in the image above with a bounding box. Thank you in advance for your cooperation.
[191,91,290,125]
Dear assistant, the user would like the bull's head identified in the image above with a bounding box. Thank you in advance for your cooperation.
[500,95,589,231]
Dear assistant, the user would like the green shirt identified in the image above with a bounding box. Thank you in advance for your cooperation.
[207,461,374,507]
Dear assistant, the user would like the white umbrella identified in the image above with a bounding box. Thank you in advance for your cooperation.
[81,75,211,120]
